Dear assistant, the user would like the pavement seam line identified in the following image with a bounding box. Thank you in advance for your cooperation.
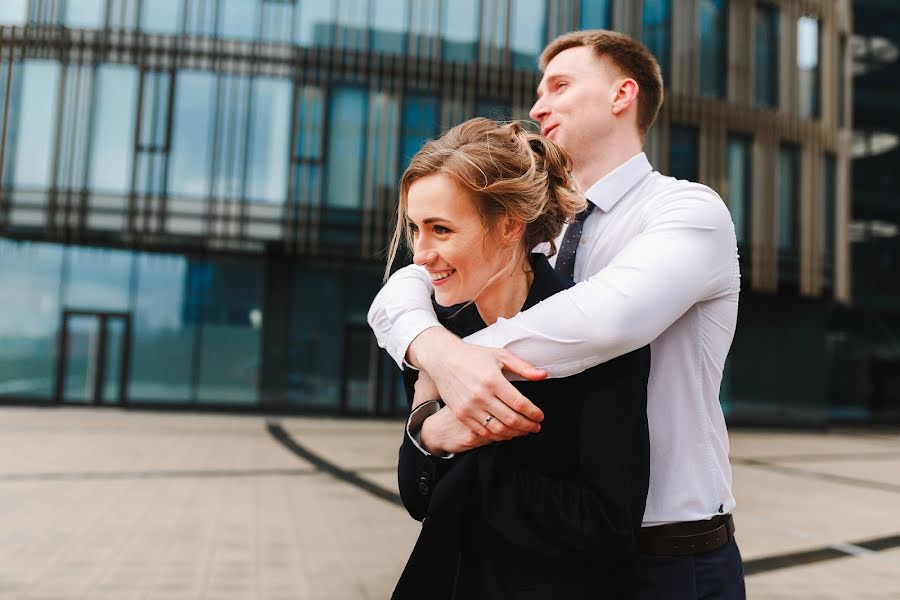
[739,512,900,576]
[266,420,403,507]
[732,456,900,495]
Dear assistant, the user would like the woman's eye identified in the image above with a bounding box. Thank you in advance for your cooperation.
[433,225,450,234]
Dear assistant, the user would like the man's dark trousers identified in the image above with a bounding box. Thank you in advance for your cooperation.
[616,537,746,599]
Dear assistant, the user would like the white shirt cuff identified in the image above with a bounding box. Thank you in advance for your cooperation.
[386,310,442,369]
[406,400,454,459]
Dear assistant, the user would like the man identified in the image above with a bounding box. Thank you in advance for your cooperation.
[369,30,745,599]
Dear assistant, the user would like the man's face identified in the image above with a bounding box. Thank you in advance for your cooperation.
[530,46,618,161]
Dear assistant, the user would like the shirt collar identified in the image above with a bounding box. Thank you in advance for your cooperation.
[583,152,653,213]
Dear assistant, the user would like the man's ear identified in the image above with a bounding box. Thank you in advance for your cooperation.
[611,78,640,116]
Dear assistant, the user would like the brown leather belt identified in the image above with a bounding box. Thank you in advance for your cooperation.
[638,514,735,556]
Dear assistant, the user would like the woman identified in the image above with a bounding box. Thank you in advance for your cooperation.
[384,118,650,599]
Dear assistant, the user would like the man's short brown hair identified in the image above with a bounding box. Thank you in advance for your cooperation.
[540,30,664,138]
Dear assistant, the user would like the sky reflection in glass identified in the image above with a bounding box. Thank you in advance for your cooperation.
[90,65,138,193]
[12,61,59,188]
[169,71,215,197]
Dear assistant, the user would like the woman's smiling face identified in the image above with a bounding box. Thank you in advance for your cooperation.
[406,173,511,307]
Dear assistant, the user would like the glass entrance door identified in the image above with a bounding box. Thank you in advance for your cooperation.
[55,311,132,405]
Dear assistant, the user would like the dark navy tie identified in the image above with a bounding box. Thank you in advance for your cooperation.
[554,203,594,281]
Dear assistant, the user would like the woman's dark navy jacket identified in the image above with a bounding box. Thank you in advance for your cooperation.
[393,254,651,600]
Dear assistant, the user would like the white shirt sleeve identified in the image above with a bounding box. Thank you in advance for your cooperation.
[465,189,739,378]
[367,264,440,368]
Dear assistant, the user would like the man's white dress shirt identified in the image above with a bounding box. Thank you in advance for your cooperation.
[368,152,740,526]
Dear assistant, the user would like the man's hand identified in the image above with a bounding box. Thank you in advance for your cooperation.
[408,327,547,440]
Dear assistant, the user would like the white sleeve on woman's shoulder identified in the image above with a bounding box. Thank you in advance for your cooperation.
[465,189,739,377]
[367,264,440,367]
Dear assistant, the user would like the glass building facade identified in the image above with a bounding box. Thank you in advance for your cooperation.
[0,0,854,423]
[833,0,900,422]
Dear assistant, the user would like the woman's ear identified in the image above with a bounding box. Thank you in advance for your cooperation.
[500,216,526,245]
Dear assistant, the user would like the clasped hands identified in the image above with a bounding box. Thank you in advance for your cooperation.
[409,327,548,455]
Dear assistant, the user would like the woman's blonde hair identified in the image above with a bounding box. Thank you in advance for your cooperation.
[384,117,585,284]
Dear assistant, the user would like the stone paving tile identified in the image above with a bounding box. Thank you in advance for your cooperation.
[733,459,900,555]
[746,554,900,599]
[781,457,900,487]
[1,409,899,598]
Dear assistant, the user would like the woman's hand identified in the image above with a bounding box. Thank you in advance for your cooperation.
[420,406,496,455]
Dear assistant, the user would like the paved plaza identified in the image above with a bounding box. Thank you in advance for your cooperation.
[0,407,898,599]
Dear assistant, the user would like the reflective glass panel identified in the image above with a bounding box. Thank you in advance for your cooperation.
[777,145,798,251]
[212,74,250,200]
[726,135,752,246]
[796,16,820,119]
[90,65,138,193]
[401,93,439,169]
[192,257,263,405]
[64,0,104,28]
[218,0,259,39]
[642,0,671,84]
[838,35,846,128]
[475,100,511,120]
[288,264,382,409]
[136,152,167,196]
[343,326,375,412]
[0,0,27,25]
[335,0,368,50]
[0,240,63,398]
[325,87,366,208]
[261,0,294,43]
[754,3,779,108]
[56,65,93,190]
[777,144,799,289]
[669,125,698,181]
[296,87,324,160]
[290,266,342,407]
[64,246,132,311]
[130,252,194,402]
[409,0,439,58]
[441,0,478,62]
[579,0,611,29]
[510,0,545,70]
[101,317,126,404]
[367,92,399,188]
[184,0,216,36]
[295,2,333,46]
[699,0,727,98]
[372,0,408,54]
[294,163,322,207]
[482,0,508,59]
[0,59,7,185]
[12,60,60,188]
[821,154,835,264]
[139,72,170,149]
[62,315,100,404]
[168,71,215,197]
[247,76,291,202]
[141,0,182,34]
